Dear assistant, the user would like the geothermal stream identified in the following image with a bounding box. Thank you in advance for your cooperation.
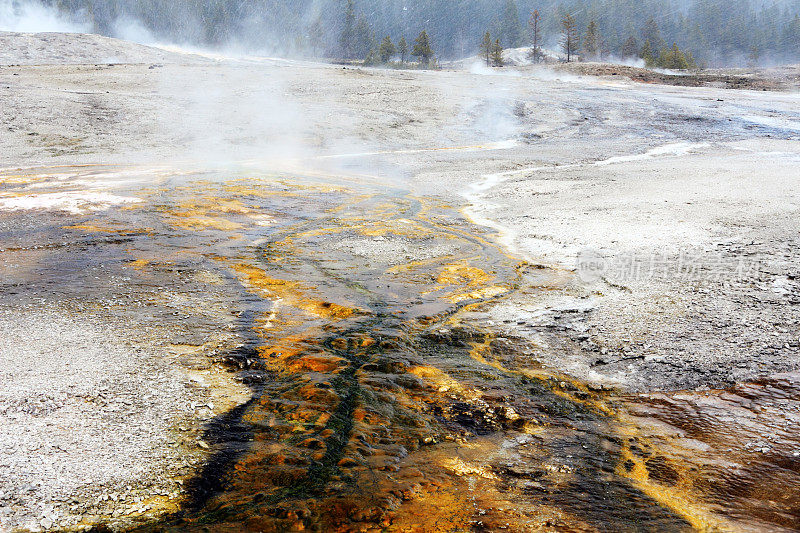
[1,156,799,533]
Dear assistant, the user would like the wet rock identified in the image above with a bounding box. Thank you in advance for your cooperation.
[500,463,547,479]
[286,355,348,373]
[392,374,425,390]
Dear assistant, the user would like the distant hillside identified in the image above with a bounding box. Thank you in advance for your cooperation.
[2,0,799,66]
[0,31,204,65]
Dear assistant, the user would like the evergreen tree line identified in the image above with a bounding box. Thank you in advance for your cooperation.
[38,0,800,66]
[553,11,699,68]
[337,0,434,66]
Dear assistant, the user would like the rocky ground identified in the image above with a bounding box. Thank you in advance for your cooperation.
[547,61,800,91]
[0,307,247,532]
[1,31,799,531]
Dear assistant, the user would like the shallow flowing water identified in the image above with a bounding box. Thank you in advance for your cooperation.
[1,165,799,532]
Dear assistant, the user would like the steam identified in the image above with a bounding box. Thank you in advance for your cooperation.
[604,56,647,68]
[112,17,158,45]
[148,63,307,169]
[462,95,521,142]
[0,0,90,33]
[468,60,522,77]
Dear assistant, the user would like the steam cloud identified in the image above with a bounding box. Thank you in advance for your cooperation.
[0,0,90,33]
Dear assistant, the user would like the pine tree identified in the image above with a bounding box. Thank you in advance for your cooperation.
[748,46,760,67]
[640,40,655,67]
[364,46,380,66]
[528,9,543,63]
[308,17,325,57]
[600,40,611,61]
[684,50,698,70]
[480,31,493,65]
[621,35,638,59]
[784,15,800,56]
[583,20,600,60]
[353,16,374,59]
[379,35,396,63]
[411,30,434,66]
[657,43,696,70]
[398,37,409,63]
[499,0,522,48]
[491,39,504,67]
[640,17,664,51]
[339,0,356,59]
[561,12,579,62]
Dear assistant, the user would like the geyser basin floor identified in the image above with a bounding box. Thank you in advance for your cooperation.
[0,41,799,532]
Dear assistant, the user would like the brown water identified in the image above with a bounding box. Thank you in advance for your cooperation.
[1,165,799,532]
